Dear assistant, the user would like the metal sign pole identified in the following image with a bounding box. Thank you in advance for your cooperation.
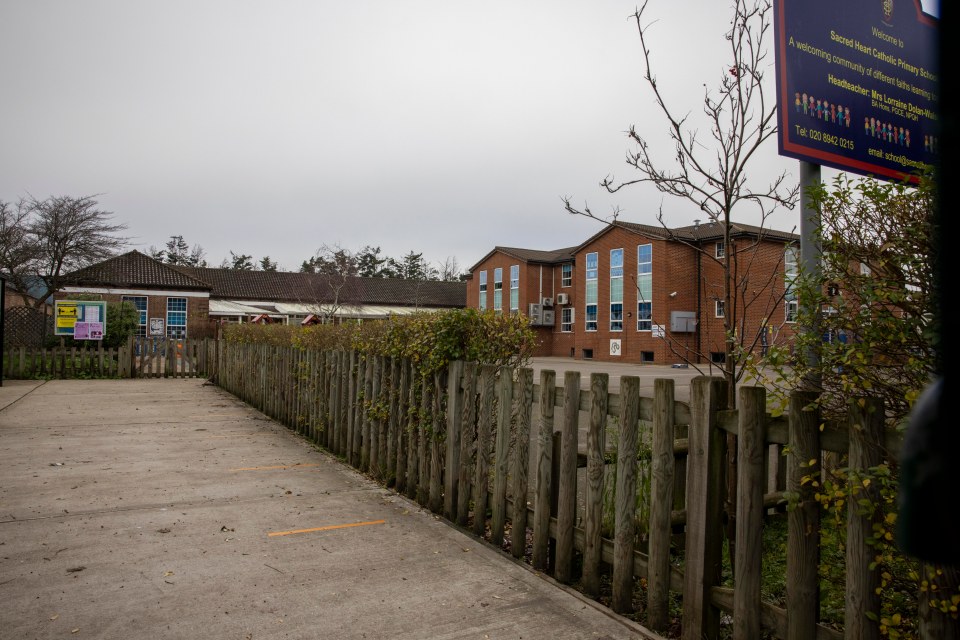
[799,160,822,389]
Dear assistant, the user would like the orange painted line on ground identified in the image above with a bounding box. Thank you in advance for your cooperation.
[268,520,386,538]
[229,463,319,471]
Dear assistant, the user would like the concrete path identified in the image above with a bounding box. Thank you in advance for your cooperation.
[0,378,663,640]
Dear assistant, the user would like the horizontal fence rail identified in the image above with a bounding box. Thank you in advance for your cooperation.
[2,336,214,380]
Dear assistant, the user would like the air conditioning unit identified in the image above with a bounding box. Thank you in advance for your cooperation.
[541,309,555,326]
[541,297,554,308]
[556,293,569,305]
[528,303,542,323]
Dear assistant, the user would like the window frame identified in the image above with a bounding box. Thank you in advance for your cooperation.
[122,295,148,337]
[561,307,574,332]
[510,264,520,314]
[166,297,188,338]
[478,270,487,310]
[585,251,598,331]
[715,299,725,318]
[561,263,573,287]
[715,241,725,258]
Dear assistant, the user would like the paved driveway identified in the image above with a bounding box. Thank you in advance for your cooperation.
[0,378,661,640]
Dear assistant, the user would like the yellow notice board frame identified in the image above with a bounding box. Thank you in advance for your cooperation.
[55,300,107,340]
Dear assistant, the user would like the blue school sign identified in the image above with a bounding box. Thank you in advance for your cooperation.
[774,0,938,182]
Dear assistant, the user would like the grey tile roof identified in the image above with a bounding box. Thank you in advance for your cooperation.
[574,220,799,252]
[60,250,467,308]
[466,245,577,273]
[61,251,212,291]
[177,266,467,307]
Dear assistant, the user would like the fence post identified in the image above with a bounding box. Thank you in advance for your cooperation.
[786,390,821,640]
[416,373,430,507]
[457,361,478,528]
[681,376,728,640]
[532,369,556,572]
[509,367,534,560]
[647,378,676,631]
[490,366,514,547]
[612,375,640,613]
[473,364,497,538]
[734,386,767,640]
[428,370,445,514]
[444,360,465,521]
[845,396,884,640]
[555,370,581,584]
[387,356,400,485]
[583,372,609,597]
[395,358,410,495]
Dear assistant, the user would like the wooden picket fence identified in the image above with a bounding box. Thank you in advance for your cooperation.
[209,341,928,640]
[1,336,214,380]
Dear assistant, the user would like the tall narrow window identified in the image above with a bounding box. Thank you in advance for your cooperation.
[637,244,652,331]
[493,268,503,314]
[715,299,726,318]
[561,263,573,287]
[585,252,598,331]
[785,245,798,322]
[510,264,520,314]
[122,295,148,337]
[610,248,623,331]
[167,297,187,338]
[478,270,487,310]
[561,307,574,332]
[715,241,725,258]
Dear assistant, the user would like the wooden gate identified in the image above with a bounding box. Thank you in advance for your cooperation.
[129,336,207,378]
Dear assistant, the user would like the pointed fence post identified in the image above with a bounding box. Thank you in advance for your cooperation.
[531,369,556,572]
[681,376,729,640]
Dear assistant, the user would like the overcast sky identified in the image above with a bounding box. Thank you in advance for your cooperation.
[1,1,919,273]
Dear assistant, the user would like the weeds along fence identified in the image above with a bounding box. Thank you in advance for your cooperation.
[2,336,212,379]
[218,342,908,639]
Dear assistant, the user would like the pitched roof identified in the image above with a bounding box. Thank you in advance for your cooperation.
[60,250,467,308]
[574,219,799,252]
[466,245,577,273]
[61,250,212,291]
[174,266,465,307]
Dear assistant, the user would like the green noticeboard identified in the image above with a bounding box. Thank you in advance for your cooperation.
[55,300,107,340]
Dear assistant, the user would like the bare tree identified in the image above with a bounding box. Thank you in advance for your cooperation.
[1,194,128,308]
[437,256,465,282]
[564,0,797,407]
[0,198,41,305]
[299,243,360,323]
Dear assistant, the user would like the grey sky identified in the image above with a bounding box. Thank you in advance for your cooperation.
[2,1,910,273]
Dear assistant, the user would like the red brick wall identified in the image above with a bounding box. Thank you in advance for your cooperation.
[466,229,798,364]
[54,291,212,338]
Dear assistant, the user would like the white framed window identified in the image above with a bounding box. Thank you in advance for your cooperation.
[637,244,652,331]
[561,263,573,287]
[585,252,598,331]
[610,248,623,331]
[493,268,503,313]
[510,264,520,314]
[715,241,725,258]
[122,295,148,337]
[561,307,574,332]
[785,245,799,323]
[786,300,798,323]
[167,297,187,338]
[478,270,487,310]
[715,299,725,318]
